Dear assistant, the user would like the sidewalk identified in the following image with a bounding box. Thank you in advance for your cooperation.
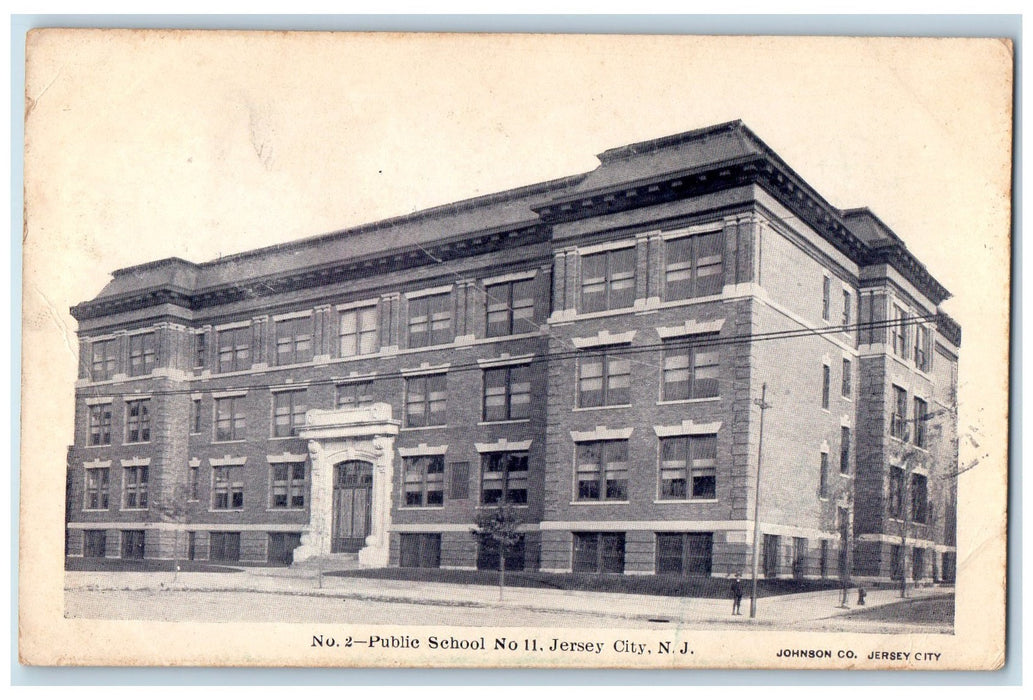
[65,567,952,629]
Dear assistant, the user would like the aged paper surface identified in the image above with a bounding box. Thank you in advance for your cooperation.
[20,30,1011,669]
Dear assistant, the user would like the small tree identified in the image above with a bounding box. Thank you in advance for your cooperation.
[472,504,523,601]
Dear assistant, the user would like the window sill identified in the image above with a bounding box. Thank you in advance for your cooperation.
[82,508,110,512]
[212,439,247,445]
[400,425,448,432]
[123,441,152,446]
[209,509,245,513]
[398,506,446,511]
[477,419,531,426]
[572,404,633,412]
[568,500,629,506]
[83,444,112,449]
[839,472,853,479]
[656,397,719,406]
[652,499,719,504]
[270,435,305,441]
[475,504,530,509]
[266,507,307,512]
[121,508,149,512]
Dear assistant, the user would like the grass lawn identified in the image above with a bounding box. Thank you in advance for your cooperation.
[836,594,955,626]
[327,567,845,599]
[66,557,243,574]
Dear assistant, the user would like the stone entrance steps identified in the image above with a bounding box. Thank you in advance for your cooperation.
[289,552,364,573]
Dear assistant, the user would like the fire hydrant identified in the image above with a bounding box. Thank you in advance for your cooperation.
[857,587,867,606]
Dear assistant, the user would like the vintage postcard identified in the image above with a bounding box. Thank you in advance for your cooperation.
[19,30,1012,669]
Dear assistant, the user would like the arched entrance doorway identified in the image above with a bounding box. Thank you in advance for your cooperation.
[332,460,373,553]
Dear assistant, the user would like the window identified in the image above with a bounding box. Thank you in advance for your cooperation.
[84,530,106,558]
[217,326,251,373]
[188,466,200,501]
[448,461,470,500]
[210,532,241,562]
[662,342,719,400]
[194,331,206,368]
[128,333,156,376]
[842,290,852,326]
[822,276,831,321]
[408,292,452,348]
[123,466,148,509]
[486,279,535,337]
[125,399,151,443]
[890,544,903,580]
[821,364,831,409]
[581,247,635,312]
[888,466,904,519]
[575,440,629,501]
[792,537,808,578]
[912,547,924,580]
[402,455,445,507]
[762,534,780,577]
[841,359,852,397]
[275,316,313,365]
[339,305,378,357]
[911,473,928,523]
[891,386,908,439]
[893,305,910,358]
[191,398,202,434]
[578,352,631,407]
[477,534,526,572]
[839,427,851,474]
[84,468,110,509]
[273,390,307,437]
[122,530,145,560]
[214,397,245,442]
[819,452,829,498]
[482,365,531,421]
[271,463,306,509]
[399,533,441,568]
[90,338,117,381]
[404,374,447,428]
[915,325,930,371]
[656,532,713,575]
[913,397,928,447]
[659,435,717,500]
[336,381,374,409]
[88,403,112,446]
[480,452,529,505]
[213,466,244,509]
[665,232,724,301]
[573,532,625,574]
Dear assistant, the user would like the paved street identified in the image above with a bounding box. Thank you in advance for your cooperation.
[64,569,954,633]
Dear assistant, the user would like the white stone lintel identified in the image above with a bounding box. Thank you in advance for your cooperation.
[571,329,636,349]
[571,426,634,442]
[397,443,449,457]
[656,319,725,340]
[653,420,723,438]
[474,439,533,453]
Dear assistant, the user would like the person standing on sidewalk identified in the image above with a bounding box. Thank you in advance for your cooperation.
[731,576,744,615]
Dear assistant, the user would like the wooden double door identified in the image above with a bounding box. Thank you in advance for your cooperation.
[332,460,373,553]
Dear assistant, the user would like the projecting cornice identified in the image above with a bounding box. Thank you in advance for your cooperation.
[70,223,549,321]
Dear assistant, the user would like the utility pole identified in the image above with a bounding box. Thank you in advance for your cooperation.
[749,382,771,619]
